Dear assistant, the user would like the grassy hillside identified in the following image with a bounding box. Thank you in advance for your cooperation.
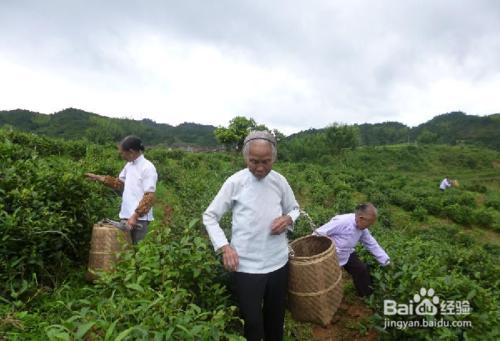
[0,108,218,147]
[284,111,500,151]
[411,111,500,150]
[1,128,499,340]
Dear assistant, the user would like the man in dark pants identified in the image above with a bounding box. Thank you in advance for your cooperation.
[314,203,390,296]
[203,131,300,340]
[232,265,288,340]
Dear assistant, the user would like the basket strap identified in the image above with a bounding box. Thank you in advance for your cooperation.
[291,210,339,259]
[288,270,342,297]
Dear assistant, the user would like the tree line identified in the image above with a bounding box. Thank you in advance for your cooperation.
[1,108,499,151]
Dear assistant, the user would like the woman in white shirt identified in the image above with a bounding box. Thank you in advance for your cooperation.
[85,135,158,244]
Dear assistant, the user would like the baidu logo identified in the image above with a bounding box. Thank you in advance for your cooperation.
[384,287,470,316]
[414,287,439,315]
[383,287,472,329]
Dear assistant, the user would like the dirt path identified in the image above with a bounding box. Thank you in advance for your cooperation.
[312,274,379,341]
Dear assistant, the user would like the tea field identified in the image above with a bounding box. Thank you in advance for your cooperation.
[1,128,499,340]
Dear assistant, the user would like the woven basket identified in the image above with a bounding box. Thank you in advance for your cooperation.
[288,235,343,326]
[86,222,132,282]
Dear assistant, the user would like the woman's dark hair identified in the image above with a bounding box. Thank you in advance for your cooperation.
[120,135,145,152]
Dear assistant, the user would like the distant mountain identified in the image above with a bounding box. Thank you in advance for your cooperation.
[0,108,218,146]
[410,111,500,150]
[285,112,500,151]
[1,108,498,150]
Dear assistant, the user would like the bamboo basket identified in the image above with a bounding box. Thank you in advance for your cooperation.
[288,235,343,326]
[86,221,132,282]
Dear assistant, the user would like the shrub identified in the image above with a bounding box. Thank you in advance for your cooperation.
[411,206,428,222]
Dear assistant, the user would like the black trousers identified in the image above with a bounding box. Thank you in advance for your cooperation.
[232,264,288,341]
[343,252,373,297]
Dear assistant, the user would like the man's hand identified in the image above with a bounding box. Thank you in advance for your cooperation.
[271,215,293,235]
[221,244,239,272]
[84,173,103,182]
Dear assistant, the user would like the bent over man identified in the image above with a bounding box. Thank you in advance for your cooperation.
[314,203,390,297]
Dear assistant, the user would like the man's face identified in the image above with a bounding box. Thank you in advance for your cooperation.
[355,212,377,229]
[246,141,274,179]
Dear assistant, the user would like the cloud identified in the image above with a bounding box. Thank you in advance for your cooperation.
[1,0,499,134]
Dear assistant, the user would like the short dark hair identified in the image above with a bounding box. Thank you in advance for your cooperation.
[120,135,144,152]
[355,202,377,216]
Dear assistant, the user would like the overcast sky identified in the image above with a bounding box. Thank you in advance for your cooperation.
[1,0,499,134]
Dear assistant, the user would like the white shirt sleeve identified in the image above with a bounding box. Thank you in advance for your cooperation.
[360,229,390,266]
[202,179,234,251]
[281,178,300,230]
[142,165,158,192]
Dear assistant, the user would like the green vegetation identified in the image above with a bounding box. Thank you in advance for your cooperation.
[1,127,499,340]
[214,116,267,150]
[411,111,500,150]
[282,111,500,152]
[2,109,499,152]
[279,124,360,161]
[0,108,217,146]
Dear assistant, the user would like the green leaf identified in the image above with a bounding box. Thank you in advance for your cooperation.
[188,218,200,229]
[153,332,164,341]
[104,320,118,340]
[115,327,136,341]
[466,289,476,300]
[126,283,144,293]
[75,322,95,339]
[176,324,191,335]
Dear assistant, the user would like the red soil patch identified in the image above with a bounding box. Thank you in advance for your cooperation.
[312,274,379,341]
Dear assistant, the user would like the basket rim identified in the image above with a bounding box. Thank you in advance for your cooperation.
[289,235,334,261]
[95,223,116,228]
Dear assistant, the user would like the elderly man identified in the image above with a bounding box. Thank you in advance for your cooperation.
[203,131,300,341]
[314,203,390,297]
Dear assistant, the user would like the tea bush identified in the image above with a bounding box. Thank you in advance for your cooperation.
[0,131,117,301]
[39,221,243,340]
[1,129,499,340]
[363,224,499,340]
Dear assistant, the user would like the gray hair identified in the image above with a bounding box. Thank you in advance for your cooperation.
[355,203,378,216]
[242,130,277,161]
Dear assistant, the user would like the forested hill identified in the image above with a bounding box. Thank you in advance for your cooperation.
[410,111,500,150]
[0,108,218,147]
[1,108,498,150]
[288,112,500,151]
